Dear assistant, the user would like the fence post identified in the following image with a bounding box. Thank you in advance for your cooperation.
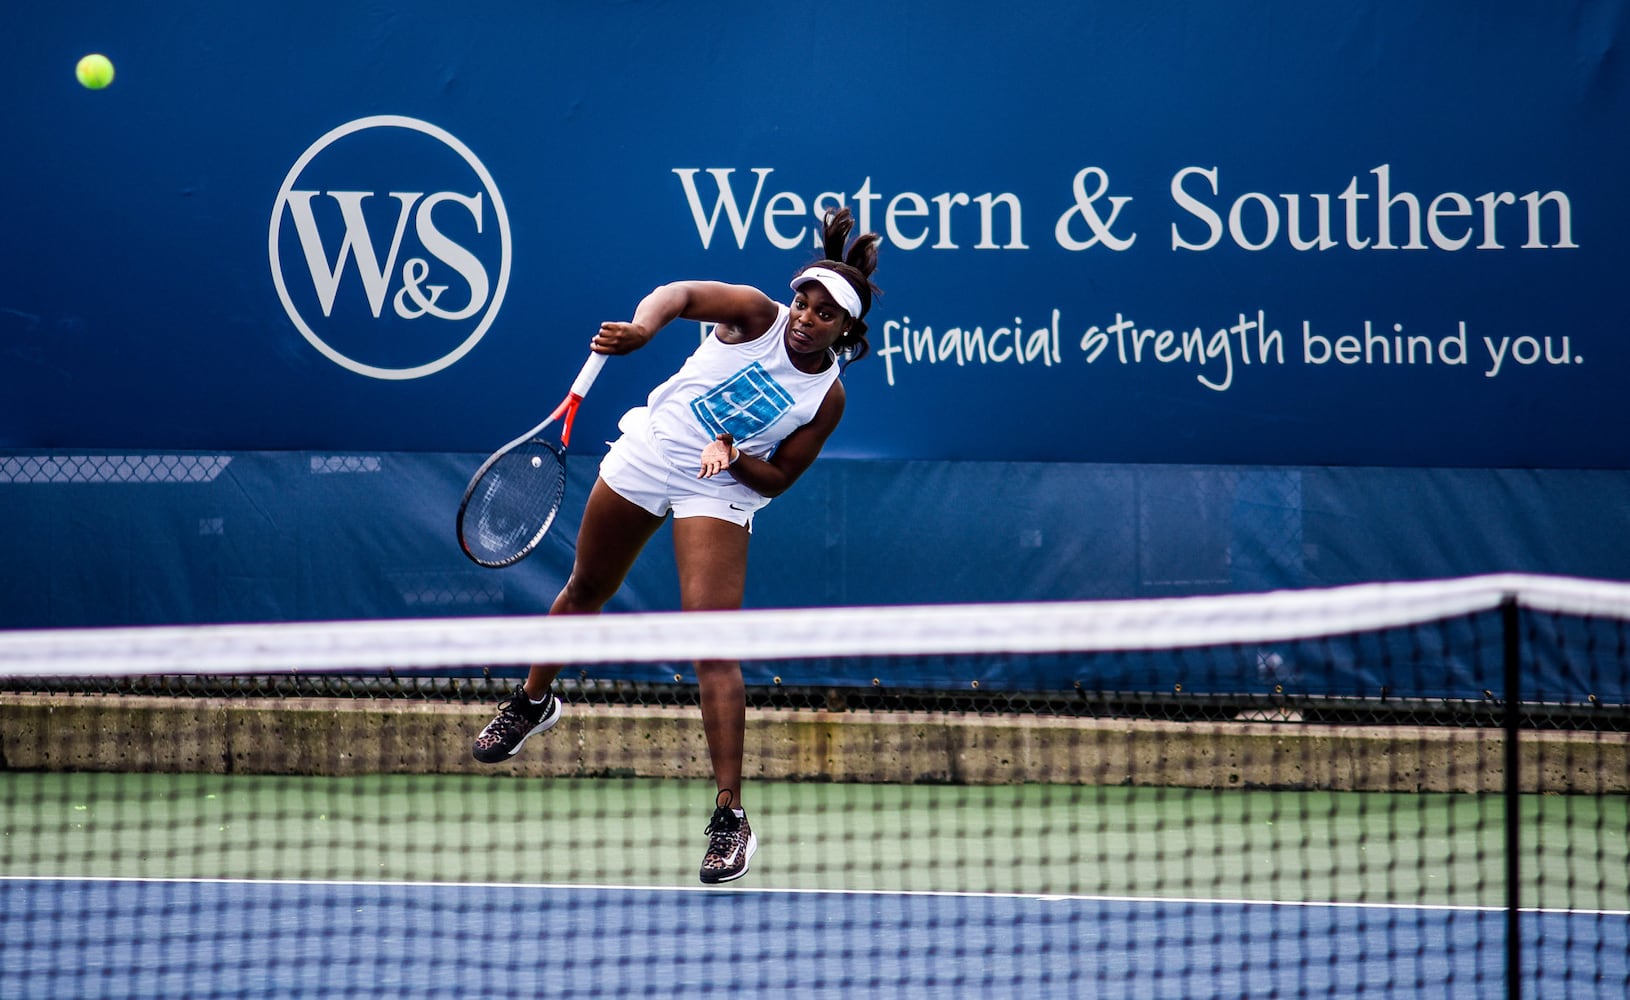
[1501,593,1522,1000]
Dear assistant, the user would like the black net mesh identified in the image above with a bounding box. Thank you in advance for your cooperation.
[1,578,1626,997]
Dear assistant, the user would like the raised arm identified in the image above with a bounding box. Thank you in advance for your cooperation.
[591,281,781,355]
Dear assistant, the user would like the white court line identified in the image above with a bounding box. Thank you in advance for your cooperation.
[3,875,1625,917]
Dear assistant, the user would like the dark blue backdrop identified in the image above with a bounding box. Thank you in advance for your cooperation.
[4,1,1623,465]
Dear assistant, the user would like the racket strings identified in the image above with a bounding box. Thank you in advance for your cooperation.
[461,441,567,566]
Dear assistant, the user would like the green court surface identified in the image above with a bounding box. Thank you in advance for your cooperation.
[4,772,1625,911]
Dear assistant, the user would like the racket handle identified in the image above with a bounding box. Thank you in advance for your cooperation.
[570,352,609,399]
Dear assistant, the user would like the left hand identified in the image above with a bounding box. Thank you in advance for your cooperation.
[698,433,738,479]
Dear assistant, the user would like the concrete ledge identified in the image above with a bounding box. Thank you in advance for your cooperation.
[2,694,1625,793]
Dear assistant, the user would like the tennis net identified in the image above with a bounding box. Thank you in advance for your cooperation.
[1,574,1626,998]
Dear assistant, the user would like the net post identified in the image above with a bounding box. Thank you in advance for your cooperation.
[1500,592,1522,1000]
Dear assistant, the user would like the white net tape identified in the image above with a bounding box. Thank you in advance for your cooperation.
[4,573,1630,679]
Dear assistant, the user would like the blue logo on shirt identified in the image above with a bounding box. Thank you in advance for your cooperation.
[690,363,794,443]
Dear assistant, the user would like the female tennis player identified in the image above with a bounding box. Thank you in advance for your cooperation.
[473,207,881,884]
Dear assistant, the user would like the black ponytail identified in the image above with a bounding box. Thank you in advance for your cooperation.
[798,206,882,364]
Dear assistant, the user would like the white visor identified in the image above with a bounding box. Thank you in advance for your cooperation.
[791,266,864,319]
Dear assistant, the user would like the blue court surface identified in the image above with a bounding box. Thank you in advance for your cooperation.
[3,877,1625,998]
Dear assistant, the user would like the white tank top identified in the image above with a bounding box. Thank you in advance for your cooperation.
[639,304,841,474]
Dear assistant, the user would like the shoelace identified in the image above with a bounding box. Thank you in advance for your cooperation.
[477,692,543,746]
[497,689,546,722]
[704,790,742,838]
[703,805,740,837]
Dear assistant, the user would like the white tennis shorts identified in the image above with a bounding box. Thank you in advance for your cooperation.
[599,420,766,530]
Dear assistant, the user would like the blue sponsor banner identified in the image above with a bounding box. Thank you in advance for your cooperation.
[1,0,1625,468]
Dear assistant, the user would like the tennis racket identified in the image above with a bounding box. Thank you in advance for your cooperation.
[457,352,608,568]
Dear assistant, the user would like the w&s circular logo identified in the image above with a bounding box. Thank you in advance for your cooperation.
[269,116,511,380]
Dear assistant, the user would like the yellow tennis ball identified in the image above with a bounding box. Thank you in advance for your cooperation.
[76,53,115,90]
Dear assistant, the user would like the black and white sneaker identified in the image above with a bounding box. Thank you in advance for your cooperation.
[699,790,757,884]
[472,686,562,763]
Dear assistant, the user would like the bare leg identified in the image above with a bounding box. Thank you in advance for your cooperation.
[671,515,750,807]
[522,478,665,699]
[695,659,746,806]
